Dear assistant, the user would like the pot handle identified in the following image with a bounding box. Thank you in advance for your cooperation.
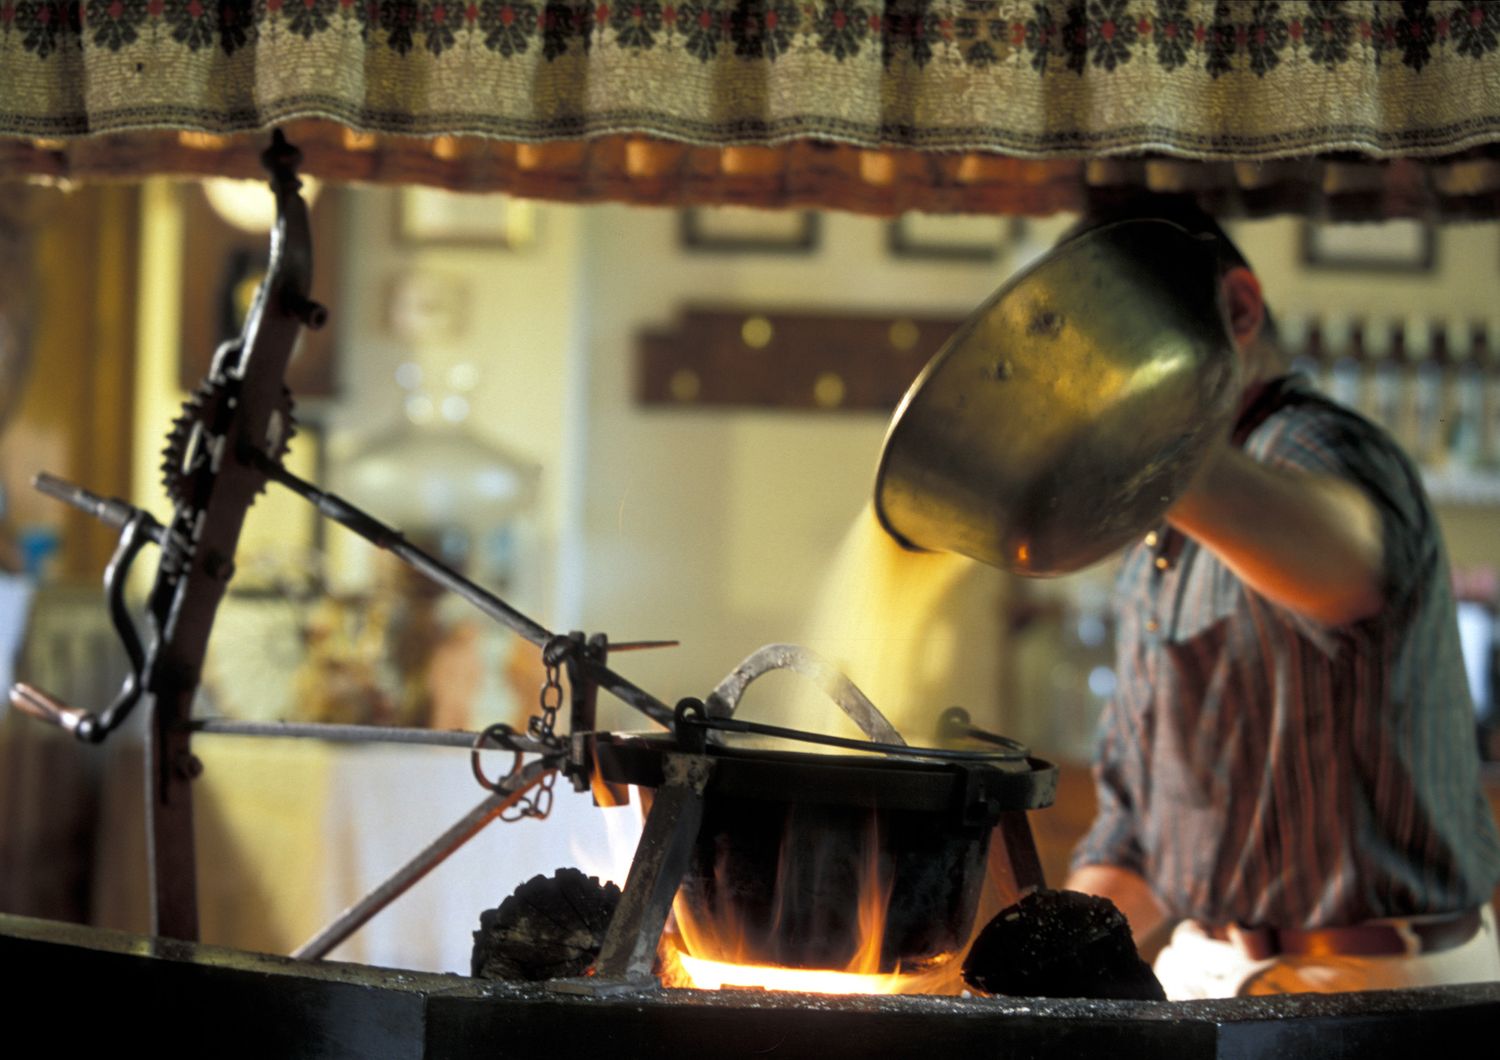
[704,643,907,747]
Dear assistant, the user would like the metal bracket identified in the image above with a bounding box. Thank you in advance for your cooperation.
[562,632,603,793]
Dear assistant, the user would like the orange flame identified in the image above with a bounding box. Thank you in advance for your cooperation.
[658,815,967,995]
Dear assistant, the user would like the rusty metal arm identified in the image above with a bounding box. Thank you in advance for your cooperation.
[292,754,562,962]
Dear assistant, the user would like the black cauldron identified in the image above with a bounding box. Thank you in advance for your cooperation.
[593,731,1056,971]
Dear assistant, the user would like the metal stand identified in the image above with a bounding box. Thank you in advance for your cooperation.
[548,753,714,996]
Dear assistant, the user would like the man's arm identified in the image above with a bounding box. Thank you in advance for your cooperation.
[1167,439,1385,627]
[1064,863,1169,946]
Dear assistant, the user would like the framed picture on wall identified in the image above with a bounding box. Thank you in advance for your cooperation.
[1301,218,1436,272]
[887,213,1023,262]
[395,188,536,248]
[680,207,820,253]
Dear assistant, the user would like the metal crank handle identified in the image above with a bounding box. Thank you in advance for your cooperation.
[20,471,163,742]
[9,683,98,740]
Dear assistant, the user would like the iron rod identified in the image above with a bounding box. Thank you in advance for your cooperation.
[257,454,676,729]
[685,713,1028,762]
[189,718,554,755]
[292,756,560,962]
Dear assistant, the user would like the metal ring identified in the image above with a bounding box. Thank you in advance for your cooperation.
[673,697,710,754]
[471,723,526,792]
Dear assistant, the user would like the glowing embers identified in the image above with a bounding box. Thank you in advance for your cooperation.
[661,948,954,995]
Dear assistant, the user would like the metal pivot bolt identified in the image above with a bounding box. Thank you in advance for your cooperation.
[174,753,204,780]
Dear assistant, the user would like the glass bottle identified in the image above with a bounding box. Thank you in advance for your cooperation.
[1405,318,1445,469]
[1365,319,1404,437]
[1446,320,1485,474]
[1325,317,1362,411]
[1479,324,1500,471]
[1283,314,1319,386]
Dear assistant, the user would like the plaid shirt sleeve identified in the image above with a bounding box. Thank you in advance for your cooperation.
[1247,393,1432,645]
[1069,694,1146,878]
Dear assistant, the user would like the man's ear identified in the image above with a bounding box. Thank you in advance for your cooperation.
[1221,266,1265,348]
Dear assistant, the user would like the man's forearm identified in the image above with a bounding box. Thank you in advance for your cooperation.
[1167,443,1385,626]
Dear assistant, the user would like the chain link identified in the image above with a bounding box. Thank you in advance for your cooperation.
[513,657,565,819]
[529,659,564,744]
[470,652,567,821]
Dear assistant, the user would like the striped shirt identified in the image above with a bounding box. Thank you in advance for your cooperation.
[1072,373,1500,929]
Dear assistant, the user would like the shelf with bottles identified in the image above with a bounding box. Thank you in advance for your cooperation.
[1283,315,1500,507]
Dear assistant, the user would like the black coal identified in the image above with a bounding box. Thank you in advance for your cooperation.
[472,868,621,981]
[961,888,1166,1001]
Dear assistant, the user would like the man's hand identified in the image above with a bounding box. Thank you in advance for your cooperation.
[1166,440,1385,627]
[1064,864,1169,947]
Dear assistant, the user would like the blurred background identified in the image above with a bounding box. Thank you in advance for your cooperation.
[3,180,1499,973]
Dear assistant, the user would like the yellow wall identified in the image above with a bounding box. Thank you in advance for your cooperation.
[1,185,138,579]
[1234,217,1500,326]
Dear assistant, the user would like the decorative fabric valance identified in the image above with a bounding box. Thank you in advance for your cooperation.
[2,1,1500,216]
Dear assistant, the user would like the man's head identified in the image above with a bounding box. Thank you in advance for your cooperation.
[1058,195,1282,400]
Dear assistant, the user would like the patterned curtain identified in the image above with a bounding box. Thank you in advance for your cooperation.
[2,1,1499,215]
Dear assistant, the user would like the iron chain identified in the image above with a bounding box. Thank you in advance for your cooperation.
[470,651,567,820]
[510,656,565,819]
[530,658,564,745]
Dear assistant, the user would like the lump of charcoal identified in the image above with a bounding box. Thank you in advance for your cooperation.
[961,888,1166,1001]
[472,867,622,981]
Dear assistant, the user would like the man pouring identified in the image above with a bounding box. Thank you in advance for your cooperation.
[874,198,1500,999]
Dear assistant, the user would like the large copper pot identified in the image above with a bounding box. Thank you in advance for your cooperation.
[874,219,1240,576]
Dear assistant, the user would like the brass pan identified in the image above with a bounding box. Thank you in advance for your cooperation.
[874,219,1239,576]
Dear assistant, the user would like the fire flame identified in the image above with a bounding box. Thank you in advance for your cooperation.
[657,816,966,996]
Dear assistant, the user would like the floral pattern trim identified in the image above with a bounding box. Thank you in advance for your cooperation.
[2,0,1496,75]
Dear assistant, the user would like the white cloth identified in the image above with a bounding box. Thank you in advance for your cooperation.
[0,574,33,696]
[1153,906,1500,1000]
[188,739,645,975]
[315,744,644,975]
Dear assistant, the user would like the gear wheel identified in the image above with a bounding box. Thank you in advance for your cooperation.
[161,378,296,507]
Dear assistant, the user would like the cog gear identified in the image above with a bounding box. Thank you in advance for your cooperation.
[161,377,296,507]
